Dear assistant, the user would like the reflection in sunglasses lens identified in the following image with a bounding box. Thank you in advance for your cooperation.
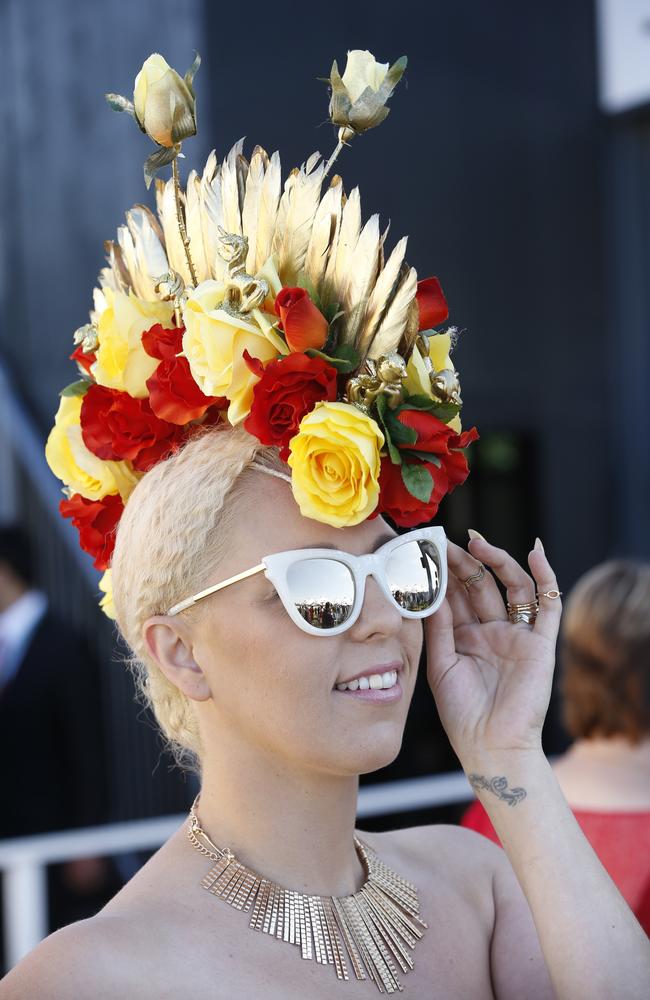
[286,558,355,629]
[386,540,440,611]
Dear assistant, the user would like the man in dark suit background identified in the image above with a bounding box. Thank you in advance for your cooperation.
[0,525,120,972]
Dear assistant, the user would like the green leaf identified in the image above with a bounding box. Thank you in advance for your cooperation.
[401,449,442,467]
[184,52,201,97]
[374,394,403,465]
[400,394,461,423]
[143,145,179,190]
[401,462,434,503]
[294,272,322,310]
[304,344,359,374]
[104,93,136,117]
[60,379,92,398]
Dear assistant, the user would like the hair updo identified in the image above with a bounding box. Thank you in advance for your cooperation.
[110,423,287,774]
[559,559,650,743]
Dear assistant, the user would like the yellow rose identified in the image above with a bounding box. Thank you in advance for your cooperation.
[287,401,384,527]
[181,279,287,425]
[98,568,116,620]
[404,333,462,432]
[91,288,175,398]
[133,53,196,148]
[45,395,139,501]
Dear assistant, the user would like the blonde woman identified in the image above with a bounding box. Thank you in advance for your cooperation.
[2,424,649,998]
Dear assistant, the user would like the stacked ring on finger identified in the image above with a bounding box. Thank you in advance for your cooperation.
[506,599,539,625]
[462,563,486,591]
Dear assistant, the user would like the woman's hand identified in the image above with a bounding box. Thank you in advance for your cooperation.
[424,533,562,765]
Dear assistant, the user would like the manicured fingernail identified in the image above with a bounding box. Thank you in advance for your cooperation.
[534,537,544,552]
[468,529,485,541]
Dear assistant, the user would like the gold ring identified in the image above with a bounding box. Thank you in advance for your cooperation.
[538,589,562,600]
[507,599,539,625]
[463,563,486,591]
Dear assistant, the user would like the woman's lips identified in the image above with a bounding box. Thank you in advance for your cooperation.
[332,675,403,704]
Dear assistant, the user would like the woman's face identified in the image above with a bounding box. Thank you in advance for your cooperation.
[181,475,425,776]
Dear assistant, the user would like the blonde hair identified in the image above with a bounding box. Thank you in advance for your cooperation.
[559,559,650,743]
[110,422,288,774]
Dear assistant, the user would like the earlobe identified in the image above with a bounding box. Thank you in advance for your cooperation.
[143,616,212,701]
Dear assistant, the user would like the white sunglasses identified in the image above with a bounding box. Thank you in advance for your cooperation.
[166,526,448,637]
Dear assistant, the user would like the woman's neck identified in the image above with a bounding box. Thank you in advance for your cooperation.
[565,734,650,764]
[196,741,366,898]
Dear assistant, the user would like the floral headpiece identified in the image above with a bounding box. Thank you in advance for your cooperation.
[45,50,478,619]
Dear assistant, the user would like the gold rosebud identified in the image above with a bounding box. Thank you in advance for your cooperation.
[106,51,200,189]
[326,50,407,138]
[287,401,384,528]
[133,53,196,148]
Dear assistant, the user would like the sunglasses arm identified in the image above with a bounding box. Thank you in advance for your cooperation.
[167,563,266,616]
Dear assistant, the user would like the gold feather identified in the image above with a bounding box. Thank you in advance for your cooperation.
[199,150,226,280]
[328,186,361,310]
[220,137,246,236]
[270,166,299,277]
[184,170,211,283]
[337,213,381,346]
[100,240,131,295]
[242,145,268,274]
[271,152,324,285]
[355,235,409,360]
[253,149,281,273]
[155,176,193,285]
[304,176,343,292]
[365,263,418,361]
[122,205,170,299]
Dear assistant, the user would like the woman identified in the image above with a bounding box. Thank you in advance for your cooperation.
[462,558,650,933]
[2,424,649,998]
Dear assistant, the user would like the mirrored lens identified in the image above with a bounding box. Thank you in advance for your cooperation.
[386,539,441,612]
[286,558,355,629]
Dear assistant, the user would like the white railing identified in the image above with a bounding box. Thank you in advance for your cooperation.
[0,771,474,971]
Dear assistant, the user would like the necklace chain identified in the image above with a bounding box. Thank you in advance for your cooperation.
[186,795,428,993]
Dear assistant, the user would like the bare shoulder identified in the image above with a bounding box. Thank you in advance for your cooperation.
[0,915,138,999]
[358,820,503,927]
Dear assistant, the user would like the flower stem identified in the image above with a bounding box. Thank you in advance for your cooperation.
[322,138,345,180]
[172,153,198,287]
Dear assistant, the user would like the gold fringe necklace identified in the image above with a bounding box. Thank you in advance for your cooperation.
[187,796,428,993]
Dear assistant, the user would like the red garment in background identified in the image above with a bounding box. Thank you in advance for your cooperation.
[461,800,650,935]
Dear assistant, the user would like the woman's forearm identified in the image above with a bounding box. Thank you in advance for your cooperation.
[462,748,650,999]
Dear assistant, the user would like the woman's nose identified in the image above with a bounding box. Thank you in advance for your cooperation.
[349,574,403,639]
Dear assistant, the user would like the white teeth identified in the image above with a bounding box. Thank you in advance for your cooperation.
[335,670,398,692]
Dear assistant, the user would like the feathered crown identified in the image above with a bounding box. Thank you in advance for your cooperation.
[45,50,478,619]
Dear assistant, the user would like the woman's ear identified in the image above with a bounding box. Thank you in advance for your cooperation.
[143,615,212,701]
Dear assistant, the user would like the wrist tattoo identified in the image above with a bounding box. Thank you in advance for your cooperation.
[468,773,527,806]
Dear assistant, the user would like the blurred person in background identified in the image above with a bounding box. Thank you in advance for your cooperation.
[461,558,650,934]
[0,525,119,972]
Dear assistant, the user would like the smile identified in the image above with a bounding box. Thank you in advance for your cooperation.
[335,669,398,692]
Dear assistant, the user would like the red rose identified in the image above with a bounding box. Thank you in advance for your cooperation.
[274,287,329,353]
[80,383,186,473]
[375,408,479,527]
[59,492,124,571]
[376,457,449,527]
[142,323,226,424]
[399,409,479,491]
[69,344,96,376]
[416,277,449,330]
[243,351,338,459]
